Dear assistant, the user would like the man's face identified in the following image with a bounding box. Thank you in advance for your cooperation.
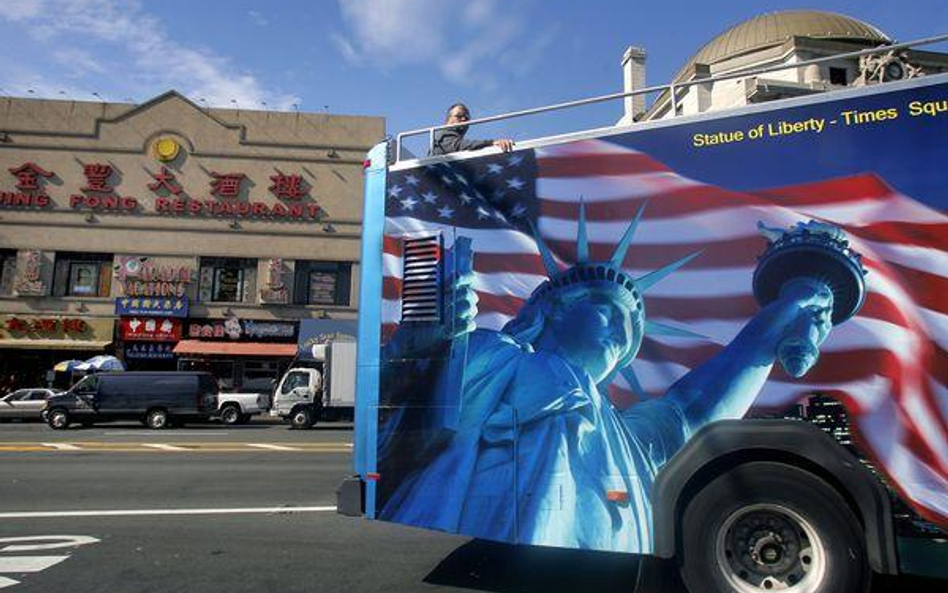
[446,106,470,134]
[547,291,634,383]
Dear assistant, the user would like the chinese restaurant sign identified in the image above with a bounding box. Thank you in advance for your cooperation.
[2,163,323,221]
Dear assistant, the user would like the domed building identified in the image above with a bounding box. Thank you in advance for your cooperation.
[619,10,948,123]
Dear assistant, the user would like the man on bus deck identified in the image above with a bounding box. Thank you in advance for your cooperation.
[429,103,515,156]
[376,212,864,553]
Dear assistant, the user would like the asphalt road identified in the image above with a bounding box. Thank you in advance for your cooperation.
[0,420,942,592]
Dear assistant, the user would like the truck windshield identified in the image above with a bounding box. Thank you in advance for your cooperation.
[281,372,308,394]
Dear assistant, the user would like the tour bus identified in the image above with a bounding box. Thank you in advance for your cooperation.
[340,38,948,593]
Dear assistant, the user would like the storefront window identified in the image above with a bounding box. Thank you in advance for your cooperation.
[53,252,113,297]
[198,258,256,303]
[294,261,351,306]
[242,360,281,392]
[178,358,235,391]
[0,250,15,295]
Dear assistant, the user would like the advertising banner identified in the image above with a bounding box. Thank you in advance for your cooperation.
[374,79,948,550]
[187,318,297,341]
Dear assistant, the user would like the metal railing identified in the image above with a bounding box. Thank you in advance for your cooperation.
[393,33,948,163]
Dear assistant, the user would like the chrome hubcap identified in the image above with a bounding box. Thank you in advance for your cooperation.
[716,504,825,592]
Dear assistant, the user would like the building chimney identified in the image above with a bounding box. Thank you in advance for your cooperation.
[622,46,647,120]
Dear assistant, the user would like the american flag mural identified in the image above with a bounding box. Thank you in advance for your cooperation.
[380,118,947,528]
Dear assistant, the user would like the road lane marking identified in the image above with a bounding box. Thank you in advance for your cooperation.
[0,556,68,572]
[40,443,81,451]
[0,536,99,589]
[246,443,299,451]
[101,432,229,436]
[0,506,337,519]
[141,444,188,451]
[0,536,99,552]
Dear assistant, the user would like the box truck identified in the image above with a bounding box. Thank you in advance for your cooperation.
[270,340,356,428]
[340,40,947,593]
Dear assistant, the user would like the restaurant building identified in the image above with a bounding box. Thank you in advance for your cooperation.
[0,91,383,391]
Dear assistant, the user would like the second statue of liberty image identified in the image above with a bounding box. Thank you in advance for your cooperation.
[377,204,867,554]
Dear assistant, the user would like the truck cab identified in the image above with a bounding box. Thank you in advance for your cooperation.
[270,366,323,428]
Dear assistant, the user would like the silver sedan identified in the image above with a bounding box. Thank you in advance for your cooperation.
[0,388,63,421]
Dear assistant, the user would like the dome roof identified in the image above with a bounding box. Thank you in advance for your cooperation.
[675,10,891,80]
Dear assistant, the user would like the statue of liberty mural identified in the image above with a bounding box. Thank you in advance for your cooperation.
[377,205,866,554]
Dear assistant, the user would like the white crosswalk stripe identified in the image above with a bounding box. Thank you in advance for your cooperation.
[0,536,99,589]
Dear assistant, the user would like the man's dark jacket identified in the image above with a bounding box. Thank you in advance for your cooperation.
[429,128,493,156]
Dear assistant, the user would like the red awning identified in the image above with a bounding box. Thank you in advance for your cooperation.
[173,340,297,357]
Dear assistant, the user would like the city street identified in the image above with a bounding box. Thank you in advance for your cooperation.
[0,420,940,592]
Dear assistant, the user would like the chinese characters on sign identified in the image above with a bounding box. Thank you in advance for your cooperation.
[259,258,289,304]
[5,316,88,335]
[187,318,296,341]
[9,162,53,191]
[210,172,245,198]
[125,343,175,360]
[120,317,182,341]
[114,296,189,318]
[269,173,307,199]
[81,164,115,192]
[147,167,183,195]
[1,162,324,221]
[71,161,139,212]
[14,250,47,295]
[2,163,53,209]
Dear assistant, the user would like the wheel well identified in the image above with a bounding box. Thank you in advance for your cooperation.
[673,449,865,551]
[290,403,312,416]
[652,420,897,575]
[220,402,242,412]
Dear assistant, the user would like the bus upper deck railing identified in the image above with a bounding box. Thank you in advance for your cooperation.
[393,33,948,163]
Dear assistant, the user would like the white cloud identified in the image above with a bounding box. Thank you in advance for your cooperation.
[0,0,299,109]
[52,48,107,77]
[248,10,269,27]
[334,0,542,85]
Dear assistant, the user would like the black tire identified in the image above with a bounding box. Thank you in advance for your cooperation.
[145,408,169,430]
[219,404,241,426]
[679,462,870,593]
[47,408,70,430]
[290,407,314,429]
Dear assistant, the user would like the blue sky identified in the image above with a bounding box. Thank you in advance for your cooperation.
[1,0,945,151]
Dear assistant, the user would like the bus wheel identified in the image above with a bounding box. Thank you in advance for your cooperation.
[679,462,869,593]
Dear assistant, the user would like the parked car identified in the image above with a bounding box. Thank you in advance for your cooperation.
[0,388,63,421]
[44,372,219,429]
[215,392,270,425]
